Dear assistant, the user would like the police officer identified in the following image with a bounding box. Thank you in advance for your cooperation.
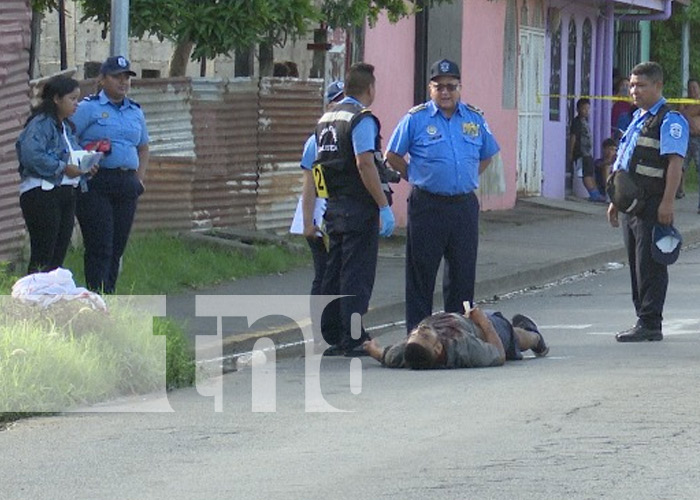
[386,59,500,333]
[72,55,150,293]
[297,81,344,295]
[607,62,688,342]
[315,63,395,356]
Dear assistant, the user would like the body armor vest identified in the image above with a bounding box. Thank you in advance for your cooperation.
[629,105,671,197]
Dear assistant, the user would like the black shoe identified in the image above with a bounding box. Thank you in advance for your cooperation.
[512,314,549,357]
[615,325,663,342]
[343,344,370,357]
[323,345,346,357]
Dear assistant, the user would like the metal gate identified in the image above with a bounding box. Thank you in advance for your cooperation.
[517,27,545,195]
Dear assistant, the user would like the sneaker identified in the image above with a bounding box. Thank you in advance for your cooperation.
[322,345,346,357]
[512,313,549,357]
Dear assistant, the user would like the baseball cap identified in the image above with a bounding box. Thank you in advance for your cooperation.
[325,81,344,103]
[651,224,682,265]
[430,59,461,80]
[100,56,137,77]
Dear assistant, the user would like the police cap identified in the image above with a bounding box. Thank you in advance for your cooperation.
[100,56,137,77]
[651,224,682,265]
[325,81,344,103]
[430,59,461,80]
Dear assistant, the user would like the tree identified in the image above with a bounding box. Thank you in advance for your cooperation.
[651,2,700,97]
[32,0,451,77]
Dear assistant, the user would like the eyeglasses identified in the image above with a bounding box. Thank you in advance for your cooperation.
[430,83,460,92]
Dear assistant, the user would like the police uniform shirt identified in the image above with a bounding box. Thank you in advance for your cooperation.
[300,134,317,170]
[613,97,689,173]
[72,90,149,170]
[387,100,499,195]
[333,96,378,155]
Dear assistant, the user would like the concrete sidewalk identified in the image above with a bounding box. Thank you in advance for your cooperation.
[165,194,700,355]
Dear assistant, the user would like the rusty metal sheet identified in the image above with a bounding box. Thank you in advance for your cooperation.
[256,78,322,234]
[191,78,258,230]
[132,156,196,232]
[0,0,32,262]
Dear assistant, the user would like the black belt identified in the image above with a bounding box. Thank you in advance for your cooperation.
[412,186,473,202]
[102,168,136,174]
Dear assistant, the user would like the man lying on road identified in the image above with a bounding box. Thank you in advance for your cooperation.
[363,304,549,369]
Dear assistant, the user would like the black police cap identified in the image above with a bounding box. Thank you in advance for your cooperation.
[430,59,461,80]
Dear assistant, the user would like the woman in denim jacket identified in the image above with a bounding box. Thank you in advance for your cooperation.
[15,75,86,274]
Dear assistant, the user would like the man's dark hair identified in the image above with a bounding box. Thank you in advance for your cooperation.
[576,98,590,112]
[631,62,664,84]
[404,342,436,370]
[344,62,375,98]
[602,137,617,149]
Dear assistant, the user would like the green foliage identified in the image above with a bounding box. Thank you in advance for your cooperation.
[650,3,700,98]
[31,0,453,63]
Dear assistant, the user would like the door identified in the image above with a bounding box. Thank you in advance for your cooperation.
[517,27,545,195]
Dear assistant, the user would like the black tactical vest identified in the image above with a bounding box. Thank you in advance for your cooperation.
[628,105,671,197]
[314,101,380,203]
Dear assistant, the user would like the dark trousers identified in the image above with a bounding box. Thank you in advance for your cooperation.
[406,188,480,333]
[76,170,143,293]
[621,206,667,330]
[320,198,379,349]
[307,236,328,296]
[20,185,76,274]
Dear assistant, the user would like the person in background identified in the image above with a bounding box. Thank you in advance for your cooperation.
[611,77,634,141]
[607,62,688,342]
[294,80,345,295]
[15,75,94,275]
[569,98,606,202]
[385,59,500,334]
[679,78,700,205]
[595,137,617,194]
[72,55,149,293]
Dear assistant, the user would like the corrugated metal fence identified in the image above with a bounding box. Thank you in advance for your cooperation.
[0,0,32,262]
[0,73,322,262]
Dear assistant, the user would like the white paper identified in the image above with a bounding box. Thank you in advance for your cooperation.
[71,150,103,172]
[289,196,326,236]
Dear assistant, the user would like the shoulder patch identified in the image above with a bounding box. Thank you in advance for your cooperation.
[409,103,428,114]
[466,103,484,115]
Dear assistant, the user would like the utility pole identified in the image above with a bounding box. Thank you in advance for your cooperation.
[110,0,130,57]
[681,10,690,96]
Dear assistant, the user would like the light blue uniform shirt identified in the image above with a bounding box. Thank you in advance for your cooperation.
[300,134,316,170]
[71,90,149,170]
[336,96,378,155]
[613,98,688,173]
[387,100,499,195]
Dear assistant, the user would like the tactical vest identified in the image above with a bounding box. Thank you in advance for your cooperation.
[314,101,380,203]
[628,105,671,197]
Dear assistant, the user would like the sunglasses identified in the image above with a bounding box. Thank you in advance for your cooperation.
[430,83,460,92]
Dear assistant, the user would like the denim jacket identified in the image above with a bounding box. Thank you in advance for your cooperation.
[16,114,80,186]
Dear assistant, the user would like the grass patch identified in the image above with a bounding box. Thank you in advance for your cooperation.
[0,298,195,422]
[62,232,308,295]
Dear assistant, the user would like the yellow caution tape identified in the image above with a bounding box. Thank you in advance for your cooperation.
[536,93,700,105]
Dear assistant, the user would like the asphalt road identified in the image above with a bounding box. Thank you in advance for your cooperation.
[2,246,700,500]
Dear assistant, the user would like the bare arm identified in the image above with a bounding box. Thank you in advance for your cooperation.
[357,151,389,208]
[468,307,505,364]
[607,203,619,228]
[363,339,385,362]
[137,143,150,183]
[658,154,683,225]
[385,151,408,180]
[478,157,492,175]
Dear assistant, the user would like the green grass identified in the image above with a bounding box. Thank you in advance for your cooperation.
[0,232,308,422]
[685,162,698,193]
[62,232,308,294]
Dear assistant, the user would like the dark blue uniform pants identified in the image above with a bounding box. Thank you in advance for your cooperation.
[406,188,480,333]
[320,198,379,349]
[621,202,668,330]
[20,185,76,274]
[76,169,143,293]
[307,236,328,296]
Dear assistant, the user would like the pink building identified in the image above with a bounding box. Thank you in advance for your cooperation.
[364,0,681,224]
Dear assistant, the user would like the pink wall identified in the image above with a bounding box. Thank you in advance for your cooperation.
[365,4,517,221]
[364,16,415,227]
[462,0,517,211]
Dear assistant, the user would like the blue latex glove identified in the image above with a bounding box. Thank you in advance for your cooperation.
[379,205,395,237]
